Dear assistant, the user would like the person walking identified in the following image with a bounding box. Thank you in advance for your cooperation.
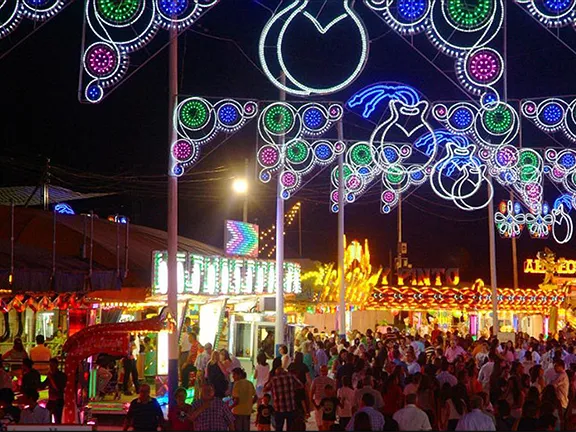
[19,389,50,424]
[122,335,140,396]
[393,393,432,431]
[263,358,303,432]
[188,383,235,431]
[41,358,66,424]
[231,368,256,431]
[29,335,51,375]
[123,384,164,432]
[167,387,193,431]
[455,395,495,431]
[346,393,385,431]
[310,365,336,429]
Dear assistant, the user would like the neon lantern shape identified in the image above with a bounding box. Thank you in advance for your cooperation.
[346,83,438,213]
[80,0,219,103]
[552,203,574,244]
[171,97,258,177]
[258,0,369,96]
[257,101,345,199]
[54,203,75,215]
[494,200,525,238]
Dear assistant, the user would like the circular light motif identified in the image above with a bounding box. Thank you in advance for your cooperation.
[85,44,117,78]
[382,190,396,203]
[218,104,240,126]
[96,0,141,24]
[158,0,188,16]
[172,140,193,162]
[496,147,518,167]
[180,99,209,130]
[315,144,333,161]
[397,0,427,21]
[560,153,576,169]
[483,105,513,134]
[172,164,183,176]
[541,103,564,126]
[387,166,405,184]
[351,144,372,166]
[446,0,493,29]
[543,0,573,12]
[383,148,398,163]
[303,107,326,130]
[450,107,473,129]
[286,141,308,164]
[258,146,279,167]
[23,0,50,7]
[264,105,294,134]
[347,175,361,189]
[85,84,103,103]
[467,49,501,84]
[411,170,424,181]
[281,171,296,188]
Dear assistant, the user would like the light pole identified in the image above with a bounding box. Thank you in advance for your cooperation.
[232,177,249,223]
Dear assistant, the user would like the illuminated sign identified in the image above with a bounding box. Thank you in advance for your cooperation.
[152,251,301,296]
[224,220,259,258]
[381,267,460,286]
[524,258,576,275]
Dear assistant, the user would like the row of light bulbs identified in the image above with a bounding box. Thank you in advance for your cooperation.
[259,202,302,258]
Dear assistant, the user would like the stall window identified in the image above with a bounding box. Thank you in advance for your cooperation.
[257,326,275,359]
[234,323,251,358]
[36,312,56,339]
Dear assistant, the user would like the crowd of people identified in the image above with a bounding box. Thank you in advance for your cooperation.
[122,324,576,431]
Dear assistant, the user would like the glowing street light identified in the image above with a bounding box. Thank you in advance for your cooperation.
[232,178,248,195]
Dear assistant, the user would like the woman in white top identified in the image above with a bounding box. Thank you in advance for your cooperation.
[254,352,270,400]
[337,375,355,428]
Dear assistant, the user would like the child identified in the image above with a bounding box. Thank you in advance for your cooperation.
[256,393,273,431]
[319,384,340,431]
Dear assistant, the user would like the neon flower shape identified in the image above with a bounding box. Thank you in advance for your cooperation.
[525,207,554,239]
[494,200,525,238]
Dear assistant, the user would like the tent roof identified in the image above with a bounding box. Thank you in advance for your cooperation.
[0,206,223,293]
[0,186,114,206]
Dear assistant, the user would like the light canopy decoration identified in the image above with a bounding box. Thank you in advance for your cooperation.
[257,101,345,199]
[514,0,576,28]
[258,0,369,96]
[152,251,301,296]
[365,0,505,98]
[224,220,259,258]
[171,97,258,176]
[0,0,69,41]
[522,98,576,143]
[79,0,219,103]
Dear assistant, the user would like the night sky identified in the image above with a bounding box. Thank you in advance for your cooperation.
[1,0,576,288]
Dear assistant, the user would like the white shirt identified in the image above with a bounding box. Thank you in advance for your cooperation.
[478,361,495,389]
[393,404,432,431]
[552,371,569,409]
[338,386,355,418]
[545,367,558,386]
[455,409,495,431]
[180,334,192,352]
[20,404,51,424]
[255,364,270,388]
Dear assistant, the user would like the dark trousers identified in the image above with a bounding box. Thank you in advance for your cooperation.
[122,358,139,393]
[181,364,196,388]
[235,414,251,431]
[339,416,351,428]
[47,399,64,424]
[275,411,295,432]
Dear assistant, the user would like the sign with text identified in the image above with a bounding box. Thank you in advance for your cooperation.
[524,258,576,275]
[381,267,460,286]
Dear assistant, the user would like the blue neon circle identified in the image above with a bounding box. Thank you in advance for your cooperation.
[173,164,183,176]
[24,0,51,6]
[450,107,473,129]
[159,0,188,16]
[358,167,370,175]
[411,170,424,181]
[315,144,332,160]
[384,148,398,163]
[218,104,240,125]
[543,0,572,12]
[303,107,326,130]
[86,84,103,103]
[397,0,427,21]
[560,153,576,169]
[541,103,563,125]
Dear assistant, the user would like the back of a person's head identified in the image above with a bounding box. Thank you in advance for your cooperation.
[354,411,372,431]
[405,393,417,405]
[361,392,375,408]
[23,358,33,369]
[469,396,483,410]
[35,335,44,345]
[23,388,39,401]
[538,413,557,430]
[0,388,14,404]
[521,400,539,418]
[441,358,450,371]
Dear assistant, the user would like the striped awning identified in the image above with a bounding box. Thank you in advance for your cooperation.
[0,185,113,206]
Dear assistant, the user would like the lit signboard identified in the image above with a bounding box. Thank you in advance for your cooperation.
[224,220,259,258]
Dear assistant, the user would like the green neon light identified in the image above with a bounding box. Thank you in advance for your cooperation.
[286,141,308,164]
[96,0,141,24]
[180,100,210,129]
[351,143,372,166]
[446,0,492,28]
[483,105,513,134]
[264,105,293,134]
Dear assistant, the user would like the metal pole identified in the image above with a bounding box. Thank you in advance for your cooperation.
[337,121,346,338]
[124,220,130,279]
[243,158,249,223]
[89,211,94,278]
[488,180,499,337]
[298,203,302,258]
[43,158,51,211]
[275,73,286,354]
[167,25,179,398]
[511,191,519,290]
[397,194,402,270]
[10,202,14,285]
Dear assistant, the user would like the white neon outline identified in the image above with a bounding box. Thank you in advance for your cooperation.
[552,204,574,243]
[259,0,369,96]
[303,11,347,34]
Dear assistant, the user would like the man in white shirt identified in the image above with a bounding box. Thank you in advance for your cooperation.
[478,354,497,391]
[406,352,420,375]
[552,359,569,411]
[354,376,384,411]
[456,396,495,431]
[393,393,432,431]
[437,359,457,387]
[445,339,465,363]
[19,389,51,424]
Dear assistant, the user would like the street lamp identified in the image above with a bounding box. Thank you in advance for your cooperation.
[232,177,249,222]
